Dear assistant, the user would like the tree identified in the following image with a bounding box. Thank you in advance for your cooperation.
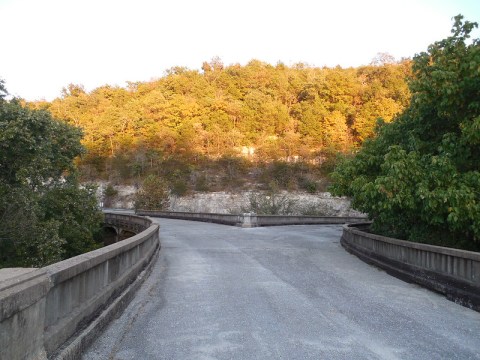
[370,52,396,66]
[0,85,102,267]
[0,185,65,267]
[134,175,170,211]
[330,15,480,250]
[40,183,103,259]
[1,99,84,187]
[34,52,412,184]
[0,78,7,99]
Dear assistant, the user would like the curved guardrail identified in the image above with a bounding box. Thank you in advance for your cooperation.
[341,223,480,311]
[136,210,367,227]
[0,213,159,360]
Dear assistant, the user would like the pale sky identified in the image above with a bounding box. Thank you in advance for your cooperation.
[1,0,479,101]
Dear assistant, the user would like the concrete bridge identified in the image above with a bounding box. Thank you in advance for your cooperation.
[102,211,148,243]
[1,214,479,359]
[0,212,159,360]
[85,218,479,359]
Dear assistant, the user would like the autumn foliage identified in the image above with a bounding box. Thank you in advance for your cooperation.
[32,57,411,185]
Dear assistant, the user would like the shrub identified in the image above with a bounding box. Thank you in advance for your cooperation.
[134,175,170,210]
[102,184,118,207]
[299,177,318,194]
[241,182,297,215]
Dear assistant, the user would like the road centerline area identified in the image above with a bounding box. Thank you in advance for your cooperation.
[84,218,480,360]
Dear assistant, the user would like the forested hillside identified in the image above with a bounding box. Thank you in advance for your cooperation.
[32,57,410,191]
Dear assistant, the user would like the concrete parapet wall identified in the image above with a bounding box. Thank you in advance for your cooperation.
[254,215,367,226]
[136,210,243,226]
[342,223,480,311]
[0,213,160,360]
[0,269,50,360]
[136,210,367,227]
[104,212,152,234]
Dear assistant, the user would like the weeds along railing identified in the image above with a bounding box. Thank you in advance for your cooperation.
[135,210,367,227]
[342,223,480,311]
[0,212,159,360]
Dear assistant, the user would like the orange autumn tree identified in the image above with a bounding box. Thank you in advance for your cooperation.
[35,58,410,180]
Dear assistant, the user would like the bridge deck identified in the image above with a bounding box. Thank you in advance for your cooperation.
[84,218,480,360]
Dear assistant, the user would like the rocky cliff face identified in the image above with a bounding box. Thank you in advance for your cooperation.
[169,191,363,217]
[96,182,363,217]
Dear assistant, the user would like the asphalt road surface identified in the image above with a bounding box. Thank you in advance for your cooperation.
[84,218,480,360]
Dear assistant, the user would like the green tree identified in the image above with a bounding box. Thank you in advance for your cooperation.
[134,174,170,210]
[40,183,103,259]
[0,79,7,99]
[0,185,65,267]
[330,15,480,250]
[0,86,102,267]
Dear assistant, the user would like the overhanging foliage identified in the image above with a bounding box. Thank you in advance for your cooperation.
[330,15,480,250]
[0,90,103,267]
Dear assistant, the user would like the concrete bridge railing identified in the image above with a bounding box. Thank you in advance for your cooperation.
[104,212,152,235]
[0,212,159,360]
[341,223,480,311]
[136,210,367,227]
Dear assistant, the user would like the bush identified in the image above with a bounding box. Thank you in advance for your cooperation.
[102,184,118,207]
[193,173,210,191]
[299,177,318,193]
[134,175,170,210]
[241,182,297,215]
[297,203,330,216]
[169,177,189,196]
